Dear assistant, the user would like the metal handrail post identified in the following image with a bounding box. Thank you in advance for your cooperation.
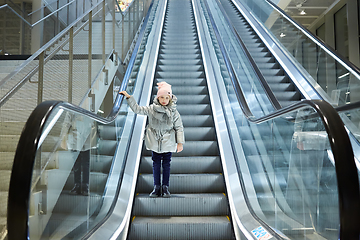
[122,13,125,61]
[56,0,60,35]
[137,0,140,27]
[68,27,74,103]
[102,0,106,65]
[113,2,116,50]
[37,52,45,104]
[128,8,131,53]
[88,11,93,89]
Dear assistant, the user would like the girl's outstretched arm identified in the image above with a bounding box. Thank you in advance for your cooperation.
[120,91,151,116]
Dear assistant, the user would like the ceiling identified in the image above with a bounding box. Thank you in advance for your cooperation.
[278,0,339,28]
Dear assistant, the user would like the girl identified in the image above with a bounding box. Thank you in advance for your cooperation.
[120,82,185,197]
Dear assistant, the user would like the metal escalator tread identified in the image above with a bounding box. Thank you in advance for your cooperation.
[128,0,235,239]
[220,0,302,107]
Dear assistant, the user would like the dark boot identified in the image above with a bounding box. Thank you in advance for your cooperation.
[162,185,170,198]
[70,183,81,195]
[149,185,161,198]
[82,184,89,196]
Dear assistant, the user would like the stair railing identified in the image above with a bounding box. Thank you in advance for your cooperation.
[0,0,151,110]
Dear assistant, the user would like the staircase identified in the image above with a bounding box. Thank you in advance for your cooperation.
[128,0,235,239]
[0,15,115,239]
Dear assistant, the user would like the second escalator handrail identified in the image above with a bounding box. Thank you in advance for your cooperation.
[203,0,360,238]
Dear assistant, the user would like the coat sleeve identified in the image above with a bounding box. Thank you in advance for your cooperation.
[127,96,152,116]
[173,110,185,144]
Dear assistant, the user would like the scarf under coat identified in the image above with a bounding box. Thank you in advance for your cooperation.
[151,95,177,126]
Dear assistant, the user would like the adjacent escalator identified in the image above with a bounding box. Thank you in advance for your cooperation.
[219,0,302,108]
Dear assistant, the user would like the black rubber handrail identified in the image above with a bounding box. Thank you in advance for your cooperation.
[203,0,360,239]
[6,0,153,236]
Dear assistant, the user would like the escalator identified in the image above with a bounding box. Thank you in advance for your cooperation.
[218,0,302,108]
[128,0,234,238]
[6,0,360,239]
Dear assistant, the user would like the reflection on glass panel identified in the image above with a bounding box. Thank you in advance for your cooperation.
[227,100,339,239]
[285,109,338,239]
[28,101,131,239]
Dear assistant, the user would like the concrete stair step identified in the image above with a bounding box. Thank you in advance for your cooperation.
[0,121,26,135]
[0,170,11,191]
[0,191,8,217]
[0,152,15,170]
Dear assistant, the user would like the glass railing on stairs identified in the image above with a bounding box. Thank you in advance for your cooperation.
[0,0,141,56]
[200,0,360,239]
[5,0,158,237]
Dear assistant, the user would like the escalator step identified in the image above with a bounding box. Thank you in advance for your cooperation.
[136,173,225,193]
[129,216,233,240]
[139,156,222,173]
[133,193,228,216]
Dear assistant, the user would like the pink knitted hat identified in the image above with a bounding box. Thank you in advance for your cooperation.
[156,81,172,98]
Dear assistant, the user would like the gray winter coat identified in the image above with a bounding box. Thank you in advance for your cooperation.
[127,95,185,153]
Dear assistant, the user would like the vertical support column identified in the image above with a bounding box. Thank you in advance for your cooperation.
[128,8,131,51]
[19,2,25,54]
[122,13,125,61]
[324,13,337,99]
[56,0,60,35]
[102,0,106,65]
[31,0,44,53]
[143,0,145,20]
[88,11,95,112]
[88,12,93,89]
[113,1,116,50]
[69,27,74,103]
[131,5,134,40]
[347,1,360,67]
[67,0,70,25]
[347,2,360,103]
[38,52,45,104]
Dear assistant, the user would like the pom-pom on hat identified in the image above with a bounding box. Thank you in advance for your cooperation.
[156,81,172,98]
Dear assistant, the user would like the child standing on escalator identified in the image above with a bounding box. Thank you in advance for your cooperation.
[120,81,185,197]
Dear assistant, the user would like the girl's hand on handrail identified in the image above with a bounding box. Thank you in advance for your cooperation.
[119,91,131,99]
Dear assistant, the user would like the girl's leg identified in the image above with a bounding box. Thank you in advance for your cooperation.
[150,151,162,197]
[152,151,162,186]
[162,152,172,186]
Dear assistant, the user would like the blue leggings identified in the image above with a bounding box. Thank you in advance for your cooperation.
[152,151,172,186]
